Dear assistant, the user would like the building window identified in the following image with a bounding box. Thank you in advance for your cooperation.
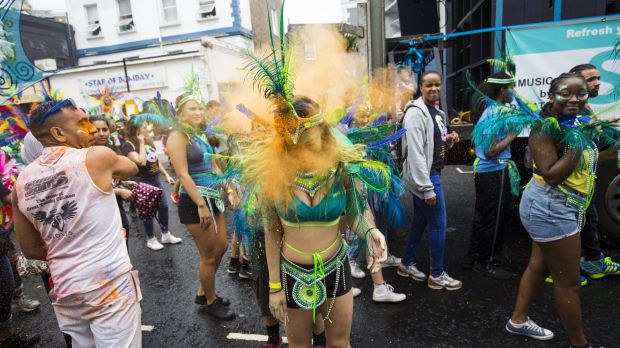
[304,44,316,60]
[116,0,135,33]
[84,4,101,37]
[198,0,216,20]
[271,9,278,36]
[161,0,178,24]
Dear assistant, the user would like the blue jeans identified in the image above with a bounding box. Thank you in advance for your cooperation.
[0,254,15,327]
[135,176,169,238]
[402,175,447,277]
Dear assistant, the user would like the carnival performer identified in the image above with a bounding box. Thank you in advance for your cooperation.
[397,70,463,290]
[122,118,182,250]
[336,100,406,303]
[239,8,393,344]
[91,115,133,246]
[165,90,235,320]
[465,71,518,280]
[494,72,619,346]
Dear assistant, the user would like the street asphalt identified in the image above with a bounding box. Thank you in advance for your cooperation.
[12,165,620,347]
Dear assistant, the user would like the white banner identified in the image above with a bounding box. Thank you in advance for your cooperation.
[506,17,620,118]
[77,67,167,95]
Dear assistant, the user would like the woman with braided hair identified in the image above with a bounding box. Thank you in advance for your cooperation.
[505,73,600,347]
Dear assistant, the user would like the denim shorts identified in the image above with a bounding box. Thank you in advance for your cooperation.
[519,179,580,242]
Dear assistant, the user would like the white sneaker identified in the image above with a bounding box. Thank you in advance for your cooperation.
[147,237,164,250]
[161,232,182,244]
[382,254,402,268]
[428,271,462,290]
[397,263,427,281]
[349,260,366,279]
[372,283,406,303]
[12,296,40,312]
[352,287,362,297]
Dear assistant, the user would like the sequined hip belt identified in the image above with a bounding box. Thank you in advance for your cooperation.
[280,240,347,321]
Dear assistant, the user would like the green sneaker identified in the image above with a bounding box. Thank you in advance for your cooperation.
[545,275,587,286]
[581,256,620,279]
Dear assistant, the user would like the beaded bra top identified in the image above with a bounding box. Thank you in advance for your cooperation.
[275,168,346,226]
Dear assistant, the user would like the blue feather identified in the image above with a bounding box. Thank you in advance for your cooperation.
[235,103,258,120]
[372,114,388,125]
[341,94,363,126]
[156,91,162,109]
[366,128,406,150]
[131,113,173,127]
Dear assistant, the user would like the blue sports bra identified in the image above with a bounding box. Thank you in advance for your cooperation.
[275,176,346,228]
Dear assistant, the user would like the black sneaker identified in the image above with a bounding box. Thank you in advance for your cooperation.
[0,332,40,347]
[474,261,514,280]
[228,257,240,274]
[239,260,254,279]
[203,297,236,320]
[195,295,230,306]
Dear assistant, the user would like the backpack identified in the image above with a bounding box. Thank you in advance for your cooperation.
[394,100,416,175]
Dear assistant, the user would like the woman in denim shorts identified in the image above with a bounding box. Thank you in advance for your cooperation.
[505,73,596,348]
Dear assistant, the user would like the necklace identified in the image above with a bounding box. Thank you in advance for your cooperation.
[292,167,337,197]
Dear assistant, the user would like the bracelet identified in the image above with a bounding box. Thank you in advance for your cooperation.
[269,288,283,294]
[268,281,282,290]
[364,227,379,238]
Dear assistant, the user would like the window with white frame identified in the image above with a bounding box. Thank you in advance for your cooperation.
[161,0,178,24]
[116,0,134,33]
[84,4,101,37]
[304,44,317,60]
[198,0,216,20]
[270,9,278,36]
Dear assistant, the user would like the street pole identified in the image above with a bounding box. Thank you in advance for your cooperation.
[368,0,386,72]
[122,58,131,92]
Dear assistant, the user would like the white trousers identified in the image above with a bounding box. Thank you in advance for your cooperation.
[52,270,142,348]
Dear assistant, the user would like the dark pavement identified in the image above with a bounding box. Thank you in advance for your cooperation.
[12,165,620,347]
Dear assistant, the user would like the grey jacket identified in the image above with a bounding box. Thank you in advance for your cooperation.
[401,97,450,199]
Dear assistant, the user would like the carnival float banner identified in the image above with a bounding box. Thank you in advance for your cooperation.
[0,0,45,104]
[506,16,620,116]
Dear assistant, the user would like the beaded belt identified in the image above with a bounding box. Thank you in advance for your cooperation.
[280,240,347,322]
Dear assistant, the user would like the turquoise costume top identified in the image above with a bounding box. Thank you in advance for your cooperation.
[474,106,512,173]
[275,174,347,228]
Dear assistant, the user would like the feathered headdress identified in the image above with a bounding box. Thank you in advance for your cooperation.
[175,68,205,112]
[0,104,29,147]
[243,0,323,144]
[89,84,124,113]
[39,84,64,102]
[486,51,516,84]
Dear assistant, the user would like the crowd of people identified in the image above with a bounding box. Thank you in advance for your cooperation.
[0,14,619,348]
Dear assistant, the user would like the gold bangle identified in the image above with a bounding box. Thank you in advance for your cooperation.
[269,281,282,290]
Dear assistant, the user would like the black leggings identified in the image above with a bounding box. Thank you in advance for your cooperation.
[467,168,512,263]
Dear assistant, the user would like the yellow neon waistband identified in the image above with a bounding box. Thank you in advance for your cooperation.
[279,216,340,228]
[283,235,341,257]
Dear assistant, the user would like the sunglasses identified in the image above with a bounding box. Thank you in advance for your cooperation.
[38,99,77,125]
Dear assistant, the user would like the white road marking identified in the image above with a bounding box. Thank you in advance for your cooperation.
[227,333,288,343]
[141,325,155,332]
[456,167,473,174]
